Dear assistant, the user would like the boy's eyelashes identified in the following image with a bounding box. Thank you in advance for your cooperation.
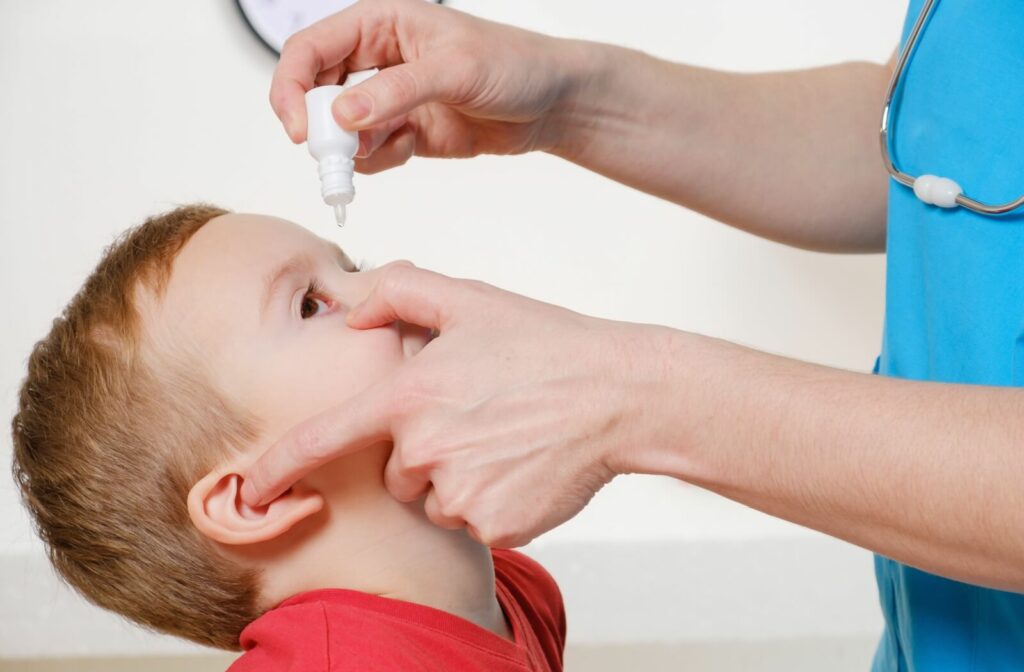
[300,277,332,319]
[296,258,368,320]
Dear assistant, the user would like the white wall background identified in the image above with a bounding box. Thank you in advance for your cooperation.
[0,0,907,667]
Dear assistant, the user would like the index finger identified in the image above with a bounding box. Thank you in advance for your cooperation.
[346,264,480,332]
[270,18,357,143]
[239,374,396,506]
[269,3,403,143]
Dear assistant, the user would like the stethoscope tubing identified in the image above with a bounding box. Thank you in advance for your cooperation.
[878,0,1024,215]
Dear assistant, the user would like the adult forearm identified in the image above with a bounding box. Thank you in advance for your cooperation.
[548,42,891,252]
[619,328,1024,591]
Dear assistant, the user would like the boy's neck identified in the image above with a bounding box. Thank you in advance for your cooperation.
[258,471,512,641]
[373,508,511,638]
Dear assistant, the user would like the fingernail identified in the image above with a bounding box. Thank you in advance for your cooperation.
[281,110,298,141]
[335,91,372,123]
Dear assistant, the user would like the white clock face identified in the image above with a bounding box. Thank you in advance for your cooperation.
[237,0,441,55]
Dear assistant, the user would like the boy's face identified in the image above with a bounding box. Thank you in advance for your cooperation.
[147,213,429,468]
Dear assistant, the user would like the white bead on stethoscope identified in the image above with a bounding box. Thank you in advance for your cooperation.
[912,175,962,208]
[878,0,1024,215]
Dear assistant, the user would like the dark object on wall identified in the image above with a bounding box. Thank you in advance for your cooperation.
[235,0,445,57]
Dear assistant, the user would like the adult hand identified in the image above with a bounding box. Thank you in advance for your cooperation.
[269,0,597,173]
[240,264,670,547]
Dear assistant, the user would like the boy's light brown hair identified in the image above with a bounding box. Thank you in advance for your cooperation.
[11,204,265,650]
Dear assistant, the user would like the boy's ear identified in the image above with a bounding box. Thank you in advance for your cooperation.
[187,470,324,546]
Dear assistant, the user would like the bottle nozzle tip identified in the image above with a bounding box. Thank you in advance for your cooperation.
[333,204,347,227]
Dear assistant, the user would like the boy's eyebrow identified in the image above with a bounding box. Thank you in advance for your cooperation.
[259,243,353,319]
[260,253,316,320]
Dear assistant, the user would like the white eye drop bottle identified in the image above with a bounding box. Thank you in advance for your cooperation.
[305,69,378,226]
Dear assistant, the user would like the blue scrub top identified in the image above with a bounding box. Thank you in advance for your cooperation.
[875,0,1024,669]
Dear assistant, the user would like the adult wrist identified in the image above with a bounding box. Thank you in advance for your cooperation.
[536,39,624,158]
[599,324,713,482]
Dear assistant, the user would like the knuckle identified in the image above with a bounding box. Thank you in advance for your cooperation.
[388,148,413,170]
[487,529,518,549]
[425,507,443,526]
[383,466,403,496]
[268,86,288,113]
[380,259,415,274]
[474,524,500,547]
[402,440,436,472]
[384,445,405,474]
[396,133,416,163]
[379,261,414,293]
[433,491,457,520]
[474,513,521,548]
[383,468,409,500]
[428,509,457,529]
[437,504,457,522]
[463,278,493,297]
[382,66,421,106]
[280,31,308,57]
[453,278,495,310]
[355,157,388,175]
[384,459,423,503]
[361,0,399,21]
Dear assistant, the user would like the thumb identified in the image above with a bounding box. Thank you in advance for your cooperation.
[347,264,475,331]
[333,56,470,130]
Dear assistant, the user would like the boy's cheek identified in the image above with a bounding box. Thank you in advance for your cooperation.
[228,323,406,435]
[265,330,407,419]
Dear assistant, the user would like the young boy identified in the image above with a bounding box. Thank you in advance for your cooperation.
[11,205,566,670]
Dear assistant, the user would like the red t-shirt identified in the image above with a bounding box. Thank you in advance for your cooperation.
[227,549,566,671]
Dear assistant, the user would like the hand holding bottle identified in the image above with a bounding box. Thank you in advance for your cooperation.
[269,0,598,173]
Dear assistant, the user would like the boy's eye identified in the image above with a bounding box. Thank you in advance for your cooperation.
[300,293,329,319]
[300,278,331,319]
